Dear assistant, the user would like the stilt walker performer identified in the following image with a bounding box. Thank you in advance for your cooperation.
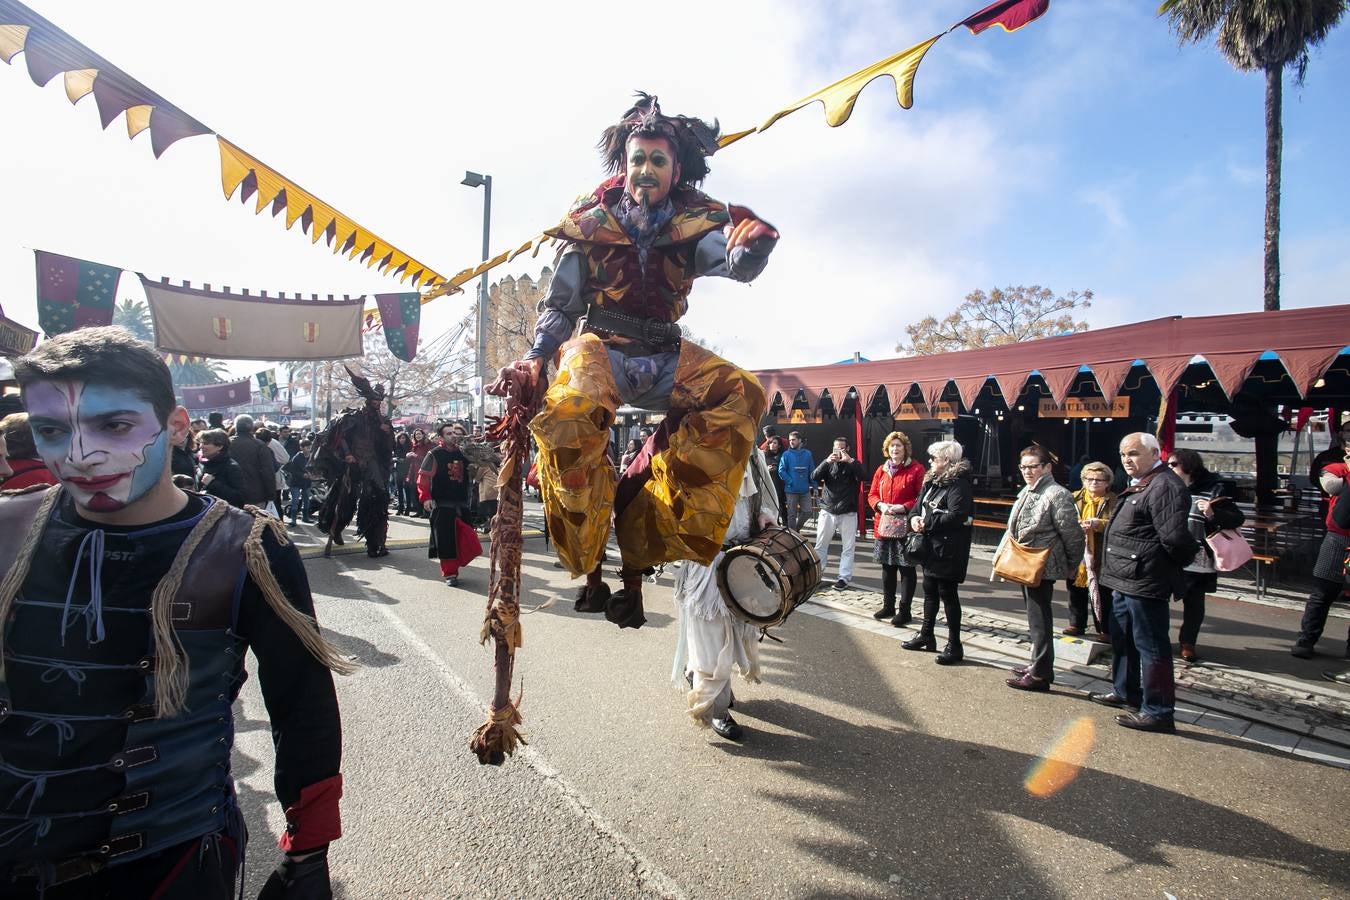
[315,368,393,558]
[511,93,779,628]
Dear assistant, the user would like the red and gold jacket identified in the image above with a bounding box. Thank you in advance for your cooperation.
[542,174,732,324]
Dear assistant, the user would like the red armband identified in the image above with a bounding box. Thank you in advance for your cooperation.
[278,773,343,853]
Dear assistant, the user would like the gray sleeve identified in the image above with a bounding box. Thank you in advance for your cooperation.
[693,228,774,283]
[526,249,588,360]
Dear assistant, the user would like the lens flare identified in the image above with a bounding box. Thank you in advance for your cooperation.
[1024,716,1095,798]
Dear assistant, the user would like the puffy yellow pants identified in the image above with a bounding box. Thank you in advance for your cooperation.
[530,333,766,576]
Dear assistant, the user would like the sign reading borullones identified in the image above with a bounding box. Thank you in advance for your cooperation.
[1038,397,1130,419]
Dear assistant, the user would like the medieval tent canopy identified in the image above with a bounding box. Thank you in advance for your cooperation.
[142,277,363,361]
[753,306,1350,416]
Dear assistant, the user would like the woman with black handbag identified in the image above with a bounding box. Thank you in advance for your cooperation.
[1001,445,1084,692]
[902,440,974,664]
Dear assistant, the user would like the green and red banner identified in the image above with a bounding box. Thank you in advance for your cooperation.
[374,292,421,362]
[34,249,121,337]
[954,0,1050,35]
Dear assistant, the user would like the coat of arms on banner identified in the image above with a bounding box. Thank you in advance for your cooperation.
[303,322,319,343]
[213,317,232,341]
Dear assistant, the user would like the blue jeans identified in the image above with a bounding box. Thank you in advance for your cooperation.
[287,485,312,522]
[1110,590,1175,720]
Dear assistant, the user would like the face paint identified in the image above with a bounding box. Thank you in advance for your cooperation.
[624,136,677,208]
[25,380,168,513]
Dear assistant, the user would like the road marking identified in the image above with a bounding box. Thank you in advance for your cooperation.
[335,563,688,900]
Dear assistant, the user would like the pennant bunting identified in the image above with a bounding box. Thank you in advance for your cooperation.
[0,0,212,157]
[952,0,1051,35]
[217,138,448,292]
[141,276,363,361]
[1,2,450,305]
[5,0,1049,327]
[34,249,120,337]
[758,34,944,134]
[374,292,421,362]
[255,367,279,401]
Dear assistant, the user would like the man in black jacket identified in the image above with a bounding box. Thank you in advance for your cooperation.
[1092,432,1198,733]
[230,414,277,508]
[812,437,865,589]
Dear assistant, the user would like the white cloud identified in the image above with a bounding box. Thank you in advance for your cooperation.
[1077,186,1130,232]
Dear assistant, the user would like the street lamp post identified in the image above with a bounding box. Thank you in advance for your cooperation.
[461,170,492,428]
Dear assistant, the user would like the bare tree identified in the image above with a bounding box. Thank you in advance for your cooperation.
[898,286,1092,356]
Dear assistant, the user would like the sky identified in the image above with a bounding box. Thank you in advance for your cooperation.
[1,0,1347,387]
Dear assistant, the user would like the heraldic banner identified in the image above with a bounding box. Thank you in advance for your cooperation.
[141,276,363,361]
[34,250,120,337]
[178,378,252,411]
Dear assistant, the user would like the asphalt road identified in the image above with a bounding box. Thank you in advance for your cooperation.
[232,524,1350,899]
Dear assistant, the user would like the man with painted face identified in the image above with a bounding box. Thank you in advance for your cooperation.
[0,327,351,898]
[512,94,777,627]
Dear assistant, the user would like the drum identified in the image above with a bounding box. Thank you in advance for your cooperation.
[716,526,821,628]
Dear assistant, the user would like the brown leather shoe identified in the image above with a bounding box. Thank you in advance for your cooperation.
[1115,712,1176,733]
[1005,672,1050,692]
[1179,643,1198,663]
[1088,691,1138,710]
[1062,625,1084,637]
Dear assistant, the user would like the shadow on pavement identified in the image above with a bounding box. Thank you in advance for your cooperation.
[725,697,1346,895]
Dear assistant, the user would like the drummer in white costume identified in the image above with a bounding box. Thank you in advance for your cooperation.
[671,447,779,741]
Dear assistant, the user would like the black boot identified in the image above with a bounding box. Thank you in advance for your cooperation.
[935,640,964,665]
[902,631,936,651]
[889,609,912,628]
[891,567,916,628]
[902,596,939,651]
[875,566,897,620]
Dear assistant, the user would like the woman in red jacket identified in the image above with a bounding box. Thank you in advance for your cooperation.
[868,431,926,625]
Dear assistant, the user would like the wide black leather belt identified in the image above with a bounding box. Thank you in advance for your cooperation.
[582,305,682,353]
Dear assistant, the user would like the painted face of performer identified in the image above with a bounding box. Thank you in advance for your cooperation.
[25,381,170,514]
[625,135,679,207]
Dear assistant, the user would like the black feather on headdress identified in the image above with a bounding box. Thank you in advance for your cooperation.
[345,365,386,403]
[597,92,720,187]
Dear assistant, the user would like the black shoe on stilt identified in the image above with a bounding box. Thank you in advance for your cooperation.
[574,563,611,614]
[606,569,648,630]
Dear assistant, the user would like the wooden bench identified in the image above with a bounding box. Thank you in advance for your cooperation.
[1249,551,1280,598]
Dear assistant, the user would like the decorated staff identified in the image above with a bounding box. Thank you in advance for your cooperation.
[471,362,542,764]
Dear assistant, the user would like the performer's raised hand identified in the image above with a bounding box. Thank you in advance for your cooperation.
[724,204,779,254]
[724,218,778,253]
[758,512,778,531]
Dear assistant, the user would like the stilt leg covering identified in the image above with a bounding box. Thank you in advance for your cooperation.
[529,334,619,577]
[616,342,766,570]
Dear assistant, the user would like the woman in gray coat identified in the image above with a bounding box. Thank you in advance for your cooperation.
[1004,445,1085,691]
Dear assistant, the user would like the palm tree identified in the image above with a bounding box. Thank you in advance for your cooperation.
[1159,0,1346,311]
[171,359,229,385]
[112,298,153,342]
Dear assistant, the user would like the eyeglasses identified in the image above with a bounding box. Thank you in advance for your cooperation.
[1018,464,1046,471]
[1083,477,1109,483]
